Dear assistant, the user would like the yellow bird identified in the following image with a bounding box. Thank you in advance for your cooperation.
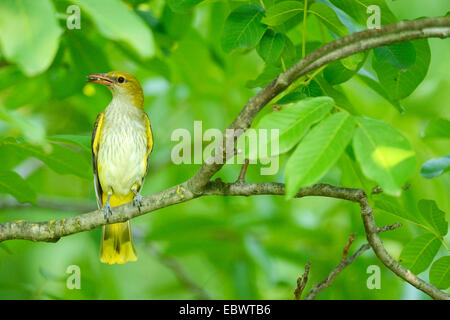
[88,71,153,264]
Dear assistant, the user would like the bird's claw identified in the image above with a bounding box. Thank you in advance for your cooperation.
[103,202,112,221]
[133,193,143,208]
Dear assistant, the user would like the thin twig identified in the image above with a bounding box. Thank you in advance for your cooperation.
[301,224,404,299]
[237,159,250,183]
[294,261,311,300]
[305,243,371,300]
[377,223,402,233]
[343,233,356,260]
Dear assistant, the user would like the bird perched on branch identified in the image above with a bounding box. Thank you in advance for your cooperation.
[88,71,153,264]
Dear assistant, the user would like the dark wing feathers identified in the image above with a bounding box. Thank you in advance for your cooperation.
[91,111,104,208]
[144,112,154,177]
[137,112,153,192]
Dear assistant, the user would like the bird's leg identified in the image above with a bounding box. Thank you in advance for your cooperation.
[131,185,143,211]
[103,191,113,221]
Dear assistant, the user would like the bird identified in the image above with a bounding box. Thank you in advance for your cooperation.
[87,71,153,264]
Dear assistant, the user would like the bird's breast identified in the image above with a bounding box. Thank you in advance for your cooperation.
[97,105,148,196]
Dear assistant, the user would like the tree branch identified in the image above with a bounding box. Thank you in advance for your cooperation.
[294,223,402,300]
[305,243,371,300]
[297,224,404,300]
[358,195,448,300]
[2,181,449,299]
[186,18,450,194]
[0,182,365,242]
[237,159,250,183]
[1,18,449,300]
[294,261,311,300]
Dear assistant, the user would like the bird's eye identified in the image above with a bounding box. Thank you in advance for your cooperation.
[118,76,125,83]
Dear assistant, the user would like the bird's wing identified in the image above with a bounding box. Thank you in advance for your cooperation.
[91,111,105,208]
[139,112,154,191]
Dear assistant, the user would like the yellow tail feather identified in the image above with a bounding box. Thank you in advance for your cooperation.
[100,193,137,264]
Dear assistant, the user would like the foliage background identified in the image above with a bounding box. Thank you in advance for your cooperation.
[0,0,449,299]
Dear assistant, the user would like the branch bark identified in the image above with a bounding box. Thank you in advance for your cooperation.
[303,225,401,300]
[294,261,311,300]
[1,18,449,300]
[305,244,371,300]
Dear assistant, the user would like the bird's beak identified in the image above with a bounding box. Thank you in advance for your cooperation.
[87,73,113,86]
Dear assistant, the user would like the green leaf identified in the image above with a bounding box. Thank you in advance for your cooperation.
[0,0,62,76]
[0,170,37,205]
[161,4,193,40]
[277,80,324,103]
[315,75,357,114]
[256,30,285,64]
[424,118,450,139]
[47,135,92,154]
[272,12,303,34]
[73,0,155,58]
[297,79,324,98]
[330,0,397,26]
[262,1,304,26]
[66,32,110,77]
[324,52,367,85]
[374,194,423,225]
[374,42,416,70]
[251,96,334,159]
[400,233,441,274]
[0,138,91,180]
[353,117,416,196]
[285,112,356,198]
[0,105,46,146]
[280,36,297,63]
[429,256,450,290]
[308,2,348,37]
[62,32,111,99]
[418,200,448,237]
[341,53,366,71]
[276,92,305,104]
[167,0,203,13]
[2,72,51,110]
[373,39,430,102]
[246,64,282,89]
[221,4,267,53]
[314,74,359,115]
[356,73,404,113]
[420,155,450,179]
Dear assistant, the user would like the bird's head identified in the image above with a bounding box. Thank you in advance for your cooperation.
[87,71,144,109]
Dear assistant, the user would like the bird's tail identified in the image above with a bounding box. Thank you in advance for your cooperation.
[100,193,137,264]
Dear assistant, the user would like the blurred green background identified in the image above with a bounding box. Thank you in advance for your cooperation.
[0,0,449,299]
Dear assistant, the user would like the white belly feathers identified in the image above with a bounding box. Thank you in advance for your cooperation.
[97,97,147,196]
